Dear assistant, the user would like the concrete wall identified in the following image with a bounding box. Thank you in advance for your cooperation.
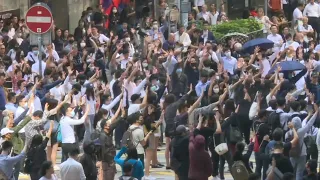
[0,0,29,17]
[67,0,96,33]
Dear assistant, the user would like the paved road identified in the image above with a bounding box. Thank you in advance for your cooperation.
[19,147,235,180]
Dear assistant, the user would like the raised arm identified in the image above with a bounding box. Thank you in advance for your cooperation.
[188,90,204,114]
[110,100,123,124]
[64,104,90,125]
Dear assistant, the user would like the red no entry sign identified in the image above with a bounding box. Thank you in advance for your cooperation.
[25,4,53,34]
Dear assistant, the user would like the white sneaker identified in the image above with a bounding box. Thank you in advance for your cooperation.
[212,176,221,180]
[143,176,156,180]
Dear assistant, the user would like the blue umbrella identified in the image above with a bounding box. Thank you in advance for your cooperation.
[268,61,306,74]
[242,38,274,54]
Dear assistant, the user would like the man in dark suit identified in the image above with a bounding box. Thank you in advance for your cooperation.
[199,21,216,44]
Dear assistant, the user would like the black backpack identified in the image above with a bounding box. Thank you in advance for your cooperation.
[268,111,283,134]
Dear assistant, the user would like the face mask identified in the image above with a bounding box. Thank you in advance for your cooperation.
[80,42,86,48]
[213,88,219,94]
[33,50,39,55]
[225,52,231,58]
[70,110,76,117]
[90,66,95,71]
[23,103,28,109]
[216,75,220,80]
[176,68,182,74]
[125,37,130,42]
[69,40,74,44]
[112,9,117,13]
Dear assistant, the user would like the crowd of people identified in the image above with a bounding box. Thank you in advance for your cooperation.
[2,0,320,180]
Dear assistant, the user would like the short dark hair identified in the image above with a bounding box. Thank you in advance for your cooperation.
[16,95,25,104]
[7,92,16,102]
[69,146,80,156]
[123,162,133,174]
[272,128,283,141]
[276,98,286,107]
[40,161,53,176]
[1,141,13,151]
[33,110,44,118]
[290,101,300,112]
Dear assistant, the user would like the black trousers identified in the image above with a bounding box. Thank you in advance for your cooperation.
[308,17,320,41]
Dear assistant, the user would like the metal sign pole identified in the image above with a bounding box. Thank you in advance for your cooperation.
[38,35,42,77]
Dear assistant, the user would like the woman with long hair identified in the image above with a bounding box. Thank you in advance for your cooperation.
[109,6,120,32]
[53,28,64,53]
[27,121,53,180]
[39,161,58,180]
[83,86,96,130]
[114,147,144,180]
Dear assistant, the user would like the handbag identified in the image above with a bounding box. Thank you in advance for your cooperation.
[214,134,228,155]
[249,92,259,120]
[215,143,228,155]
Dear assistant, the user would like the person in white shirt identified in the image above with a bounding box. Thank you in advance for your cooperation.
[128,89,149,116]
[217,47,237,75]
[298,17,314,38]
[303,0,320,41]
[280,33,300,52]
[267,25,283,52]
[209,4,219,25]
[39,161,58,180]
[197,5,211,22]
[174,25,192,52]
[45,44,60,62]
[60,103,89,162]
[292,3,304,28]
[128,112,153,169]
[60,147,86,180]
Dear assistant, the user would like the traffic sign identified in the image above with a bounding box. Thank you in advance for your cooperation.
[25,4,53,34]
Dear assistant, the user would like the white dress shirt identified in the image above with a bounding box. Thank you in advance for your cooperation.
[32,60,47,76]
[267,33,283,52]
[303,3,320,17]
[60,158,86,180]
[293,8,303,26]
[60,115,86,144]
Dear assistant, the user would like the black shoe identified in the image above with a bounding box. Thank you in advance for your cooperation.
[151,165,162,168]
[166,166,171,170]
[157,163,164,167]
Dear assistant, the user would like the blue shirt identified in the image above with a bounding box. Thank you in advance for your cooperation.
[0,152,25,179]
[221,56,237,75]
[195,81,210,96]
[114,147,144,180]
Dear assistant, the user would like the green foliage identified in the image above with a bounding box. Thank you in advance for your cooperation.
[208,19,263,40]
